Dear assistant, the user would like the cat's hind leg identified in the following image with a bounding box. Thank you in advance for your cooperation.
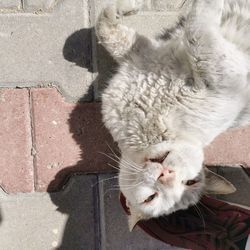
[187,0,224,29]
[96,2,150,62]
[185,0,248,90]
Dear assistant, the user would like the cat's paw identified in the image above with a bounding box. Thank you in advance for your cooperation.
[116,0,143,16]
[101,5,120,25]
[99,0,142,25]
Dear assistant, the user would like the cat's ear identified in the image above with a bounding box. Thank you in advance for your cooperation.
[204,168,236,195]
[128,207,142,232]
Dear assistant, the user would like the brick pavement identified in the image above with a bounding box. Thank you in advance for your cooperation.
[0,87,249,193]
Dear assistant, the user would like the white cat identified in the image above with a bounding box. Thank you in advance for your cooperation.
[96,0,250,230]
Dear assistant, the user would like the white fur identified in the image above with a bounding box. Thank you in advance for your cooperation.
[97,0,250,220]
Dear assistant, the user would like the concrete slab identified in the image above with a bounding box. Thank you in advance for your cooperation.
[0,0,192,101]
[94,0,188,14]
[0,0,22,12]
[23,0,60,12]
[99,174,183,250]
[0,0,93,101]
[31,87,116,192]
[148,0,188,10]
[0,88,34,193]
[0,175,98,250]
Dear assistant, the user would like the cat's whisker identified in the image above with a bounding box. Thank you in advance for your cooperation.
[103,182,145,197]
[107,151,142,172]
[100,152,141,173]
[198,201,216,215]
[119,161,141,172]
[103,188,121,196]
[121,158,143,171]
[103,182,142,196]
[107,163,131,174]
[105,144,143,172]
[120,172,139,176]
[119,181,144,189]
[124,157,144,168]
[105,142,120,158]
[119,177,138,181]
[98,41,119,45]
[107,163,121,172]
[107,164,139,176]
[91,176,119,187]
[99,151,121,166]
[120,159,142,172]
[92,175,138,189]
[194,204,206,231]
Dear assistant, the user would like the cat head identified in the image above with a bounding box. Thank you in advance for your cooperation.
[102,70,236,230]
[118,141,236,230]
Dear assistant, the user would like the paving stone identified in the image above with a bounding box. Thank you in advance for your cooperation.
[31,87,116,191]
[99,174,184,250]
[94,0,189,13]
[0,89,33,193]
[0,0,22,11]
[0,175,98,250]
[149,0,188,11]
[23,0,58,12]
[0,0,93,101]
[204,125,250,168]
[0,0,191,101]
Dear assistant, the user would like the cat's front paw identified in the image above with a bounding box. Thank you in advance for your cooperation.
[116,0,143,16]
[96,1,139,60]
[101,5,120,25]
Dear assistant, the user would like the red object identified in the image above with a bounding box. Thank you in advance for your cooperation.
[120,193,250,250]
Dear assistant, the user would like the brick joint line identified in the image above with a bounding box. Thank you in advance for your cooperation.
[20,0,24,10]
[98,178,107,250]
[88,0,97,100]
[93,175,102,250]
[28,89,37,192]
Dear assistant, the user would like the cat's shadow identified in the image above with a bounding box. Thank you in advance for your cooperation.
[62,27,119,101]
[0,207,2,225]
[48,28,119,249]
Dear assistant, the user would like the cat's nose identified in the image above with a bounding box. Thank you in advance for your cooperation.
[158,168,175,184]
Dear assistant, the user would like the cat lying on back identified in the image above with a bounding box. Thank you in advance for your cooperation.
[96,0,250,230]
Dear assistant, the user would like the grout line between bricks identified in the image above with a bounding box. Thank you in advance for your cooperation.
[28,89,38,192]
[88,0,98,101]
[98,177,107,250]
[20,0,24,10]
[93,175,102,250]
[241,165,250,178]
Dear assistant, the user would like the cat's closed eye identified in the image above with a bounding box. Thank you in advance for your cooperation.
[184,178,199,186]
[143,193,158,203]
[149,152,170,164]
